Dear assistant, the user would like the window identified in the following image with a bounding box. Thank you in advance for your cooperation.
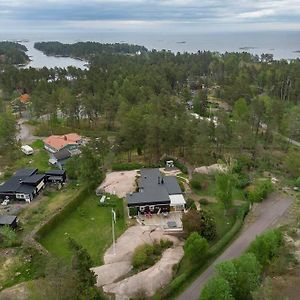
[16,194,25,199]
[140,206,145,212]
[149,205,155,211]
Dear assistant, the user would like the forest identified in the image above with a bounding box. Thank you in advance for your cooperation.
[34,41,148,59]
[1,44,300,173]
[0,41,29,65]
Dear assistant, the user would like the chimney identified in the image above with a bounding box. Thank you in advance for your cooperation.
[64,135,67,141]
[161,176,164,184]
[158,176,160,184]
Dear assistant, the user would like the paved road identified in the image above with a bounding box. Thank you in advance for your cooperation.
[177,194,293,300]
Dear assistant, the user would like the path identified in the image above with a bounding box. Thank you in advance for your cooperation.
[177,193,293,300]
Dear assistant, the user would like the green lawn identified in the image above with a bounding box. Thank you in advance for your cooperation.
[39,194,126,265]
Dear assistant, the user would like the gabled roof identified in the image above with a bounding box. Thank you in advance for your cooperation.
[43,133,81,151]
[14,168,38,178]
[22,174,45,185]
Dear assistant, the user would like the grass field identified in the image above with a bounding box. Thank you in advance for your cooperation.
[39,194,126,265]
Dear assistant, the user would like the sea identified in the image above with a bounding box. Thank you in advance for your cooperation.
[0,30,300,69]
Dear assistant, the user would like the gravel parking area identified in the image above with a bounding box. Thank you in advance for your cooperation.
[97,170,138,198]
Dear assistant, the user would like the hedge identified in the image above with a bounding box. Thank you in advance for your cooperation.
[34,188,88,240]
[158,201,250,299]
[111,162,161,171]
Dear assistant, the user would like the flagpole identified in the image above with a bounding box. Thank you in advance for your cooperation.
[112,208,116,255]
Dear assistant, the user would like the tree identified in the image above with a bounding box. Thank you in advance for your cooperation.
[215,172,234,210]
[233,253,262,300]
[247,229,283,268]
[283,148,300,178]
[182,210,202,235]
[184,232,208,263]
[0,110,17,154]
[79,143,104,189]
[68,238,103,299]
[200,275,234,300]
[193,89,208,116]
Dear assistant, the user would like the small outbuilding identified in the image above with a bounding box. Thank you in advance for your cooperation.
[45,170,67,184]
[0,215,18,229]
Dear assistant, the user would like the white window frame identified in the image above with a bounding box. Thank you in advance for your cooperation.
[140,206,145,212]
[149,205,155,211]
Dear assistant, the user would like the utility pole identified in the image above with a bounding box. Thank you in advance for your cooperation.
[112,208,116,255]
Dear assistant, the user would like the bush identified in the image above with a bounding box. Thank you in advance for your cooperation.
[132,240,173,270]
[178,180,185,192]
[0,225,19,247]
[235,173,251,189]
[173,160,188,174]
[112,162,143,171]
[190,179,202,190]
[295,177,300,188]
[199,198,209,205]
[186,198,196,210]
[247,180,273,203]
[184,232,208,264]
[247,229,283,268]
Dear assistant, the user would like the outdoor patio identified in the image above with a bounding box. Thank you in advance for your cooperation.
[136,211,183,230]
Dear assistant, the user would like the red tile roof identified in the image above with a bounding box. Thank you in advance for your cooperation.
[43,133,81,151]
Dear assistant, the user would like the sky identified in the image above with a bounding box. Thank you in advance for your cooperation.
[0,0,300,33]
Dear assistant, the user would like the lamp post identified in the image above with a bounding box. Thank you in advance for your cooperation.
[112,208,116,255]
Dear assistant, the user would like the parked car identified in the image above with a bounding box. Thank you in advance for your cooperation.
[21,145,34,155]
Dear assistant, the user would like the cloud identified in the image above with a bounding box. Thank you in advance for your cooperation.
[0,0,299,31]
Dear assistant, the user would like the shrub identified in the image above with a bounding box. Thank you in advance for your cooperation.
[200,209,217,241]
[235,173,251,189]
[200,275,234,300]
[0,225,19,247]
[184,232,208,264]
[199,198,209,205]
[112,162,143,171]
[247,180,273,203]
[178,180,185,192]
[247,229,283,268]
[295,177,300,188]
[190,179,202,190]
[186,198,196,210]
[173,160,188,174]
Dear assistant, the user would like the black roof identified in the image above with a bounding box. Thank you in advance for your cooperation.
[127,168,182,206]
[45,170,66,176]
[53,148,71,161]
[0,215,17,225]
[0,168,43,195]
[22,174,45,185]
[14,168,38,178]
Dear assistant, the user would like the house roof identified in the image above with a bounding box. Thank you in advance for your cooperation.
[45,170,66,176]
[22,174,45,185]
[127,168,183,206]
[0,215,17,225]
[53,148,71,161]
[43,133,81,151]
[0,169,41,195]
[19,94,30,103]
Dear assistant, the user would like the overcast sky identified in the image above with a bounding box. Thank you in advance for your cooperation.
[1,0,300,32]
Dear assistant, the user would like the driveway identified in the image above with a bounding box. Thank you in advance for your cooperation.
[16,118,39,144]
[177,193,293,300]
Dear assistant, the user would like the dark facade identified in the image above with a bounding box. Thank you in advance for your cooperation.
[126,168,183,215]
[45,170,67,183]
[0,169,45,202]
[0,168,66,203]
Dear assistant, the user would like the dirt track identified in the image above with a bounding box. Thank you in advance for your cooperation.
[177,193,293,300]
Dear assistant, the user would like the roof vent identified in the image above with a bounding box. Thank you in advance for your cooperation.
[161,177,164,184]
[158,176,160,184]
